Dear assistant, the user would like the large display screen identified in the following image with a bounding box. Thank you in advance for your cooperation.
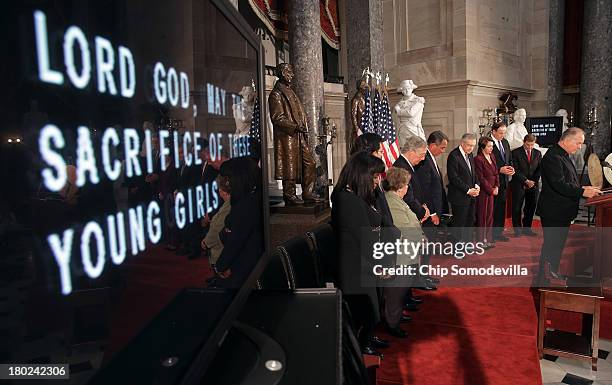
[526,116,563,147]
[1,0,267,382]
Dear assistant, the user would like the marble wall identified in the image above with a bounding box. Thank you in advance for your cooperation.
[383,0,550,144]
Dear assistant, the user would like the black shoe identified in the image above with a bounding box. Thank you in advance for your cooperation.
[544,262,567,287]
[205,276,217,284]
[385,324,408,338]
[370,336,390,349]
[409,296,424,304]
[522,229,537,236]
[426,276,440,283]
[362,345,384,357]
[495,235,510,242]
[415,284,437,291]
[400,315,412,323]
[404,303,419,312]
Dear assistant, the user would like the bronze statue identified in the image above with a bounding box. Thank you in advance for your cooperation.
[350,77,368,141]
[268,63,322,205]
[498,92,518,114]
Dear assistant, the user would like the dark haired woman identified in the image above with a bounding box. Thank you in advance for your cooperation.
[474,136,499,248]
[351,132,384,158]
[331,152,386,355]
[213,157,264,288]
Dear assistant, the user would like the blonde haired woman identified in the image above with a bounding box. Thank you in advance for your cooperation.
[381,167,425,337]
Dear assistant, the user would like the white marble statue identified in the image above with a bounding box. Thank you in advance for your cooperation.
[506,108,529,150]
[233,85,256,136]
[556,109,584,169]
[555,109,570,132]
[394,79,426,144]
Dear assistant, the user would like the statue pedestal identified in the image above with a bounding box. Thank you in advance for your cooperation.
[270,202,331,249]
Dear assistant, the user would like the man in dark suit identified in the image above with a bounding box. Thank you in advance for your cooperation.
[510,134,541,236]
[537,128,600,283]
[415,131,448,283]
[393,136,437,291]
[490,122,515,241]
[447,133,480,242]
[415,131,450,226]
[393,136,430,223]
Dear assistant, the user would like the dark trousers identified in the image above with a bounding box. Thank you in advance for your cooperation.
[492,187,507,237]
[538,217,571,274]
[511,184,539,228]
[344,294,377,348]
[383,286,411,328]
[451,201,475,242]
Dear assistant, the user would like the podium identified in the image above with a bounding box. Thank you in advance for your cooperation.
[584,194,612,281]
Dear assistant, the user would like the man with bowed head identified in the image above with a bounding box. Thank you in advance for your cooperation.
[489,122,514,242]
[446,133,480,242]
[537,127,601,284]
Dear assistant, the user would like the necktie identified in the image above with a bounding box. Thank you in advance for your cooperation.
[498,140,505,160]
[527,149,531,163]
[464,153,472,173]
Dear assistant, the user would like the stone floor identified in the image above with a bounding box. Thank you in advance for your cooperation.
[541,338,612,385]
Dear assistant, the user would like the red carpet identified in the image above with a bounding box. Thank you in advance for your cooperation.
[375,220,611,384]
[375,226,546,385]
[376,287,542,385]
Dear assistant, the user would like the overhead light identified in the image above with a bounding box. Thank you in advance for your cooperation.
[16,138,21,143]
[7,139,12,143]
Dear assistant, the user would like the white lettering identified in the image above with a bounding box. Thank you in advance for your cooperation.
[63,26,91,89]
[118,46,135,98]
[75,126,99,186]
[80,221,106,279]
[128,205,145,255]
[34,10,64,85]
[101,127,121,181]
[39,124,67,192]
[48,229,74,295]
[95,36,117,95]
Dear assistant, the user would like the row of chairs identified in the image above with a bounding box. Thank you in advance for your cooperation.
[257,223,337,290]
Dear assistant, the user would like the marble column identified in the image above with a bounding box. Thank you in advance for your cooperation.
[547,0,565,115]
[287,0,326,190]
[580,0,612,158]
[345,0,384,106]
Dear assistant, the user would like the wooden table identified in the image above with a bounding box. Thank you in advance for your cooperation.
[363,354,381,385]
[538,284,603,370]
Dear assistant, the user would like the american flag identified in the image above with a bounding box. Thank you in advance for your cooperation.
[358,82,400,168]
[378,90,400,168]
[249,96,261,147]
[372,87,381,134]
[359,87,373,136]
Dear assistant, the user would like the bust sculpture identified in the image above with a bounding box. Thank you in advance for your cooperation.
[556,109,584,168]
[268,63,323,206]
[350,77,368,140]
[233,85,256,136]
[394,79,426,144]
[506,108,529,150]
[555,109,570,132]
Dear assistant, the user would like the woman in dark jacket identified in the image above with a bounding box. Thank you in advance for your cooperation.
[474,136,499,248]
[331,151,386,354]
[213,157,264,288]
